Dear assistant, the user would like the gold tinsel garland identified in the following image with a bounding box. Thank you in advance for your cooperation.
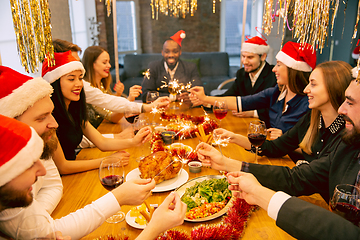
[10,0,54,73]
[261,0,360,53]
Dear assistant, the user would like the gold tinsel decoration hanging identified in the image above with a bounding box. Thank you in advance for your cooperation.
[151,0,198,19]
[262,0,346,53]
[99,0,112,17]
[10,0,54,73]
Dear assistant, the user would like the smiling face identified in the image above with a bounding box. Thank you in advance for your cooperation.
[59,70,84,108]
[16,96,59,160]
[241,52,266,73]
[303,68,331,111]
[272,61,289,86]
[0,160,46,210]
[162,40,181,69]
[338,81,360,144]
[93,51,111,80]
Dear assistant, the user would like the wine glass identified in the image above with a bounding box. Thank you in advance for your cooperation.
[168,80,180,110]
[247,120,267,164]
[330,184,360,226]
[213,100,228,126]
[99,157,126,223]
[146,91,159,104]
[134,117,150,161]
[124,106,140,125]
[16,214,55,240]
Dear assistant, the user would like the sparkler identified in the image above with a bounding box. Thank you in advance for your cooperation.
[143,69,151,79]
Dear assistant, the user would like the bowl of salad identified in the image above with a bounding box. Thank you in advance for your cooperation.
[175,175,233,222]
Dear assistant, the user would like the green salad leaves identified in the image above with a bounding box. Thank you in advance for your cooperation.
[181,178,232,211]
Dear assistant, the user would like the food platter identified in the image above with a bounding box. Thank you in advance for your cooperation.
[175,175,233,222]
[126,168,189,192]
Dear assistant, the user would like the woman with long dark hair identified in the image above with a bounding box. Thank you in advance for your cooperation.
[42,51,152,174]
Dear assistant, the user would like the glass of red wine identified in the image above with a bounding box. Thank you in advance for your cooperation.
[330,184,360,226]
[247,120,267,164]
[146,91,159,104]
[124,106,140,125]
[99,156,126,223]
[213,100,228,126]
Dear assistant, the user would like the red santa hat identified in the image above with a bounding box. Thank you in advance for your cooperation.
[352,46,360,59]
[170,30,186,47]
[276,42,316,72]
[241,36,270,55]
[0,115,43,187]
[0,66,53,118]
[42,50,85,83]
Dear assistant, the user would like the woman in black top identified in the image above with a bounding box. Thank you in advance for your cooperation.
[42,51,152,174]
[211,61,352,164]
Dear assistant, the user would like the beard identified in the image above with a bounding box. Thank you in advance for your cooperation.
[341,115,360,145]
[40,129,58,160]
[0,184,33,209]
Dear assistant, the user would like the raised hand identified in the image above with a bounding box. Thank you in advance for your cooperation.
[114,82,125,96]
[128,85,143,101]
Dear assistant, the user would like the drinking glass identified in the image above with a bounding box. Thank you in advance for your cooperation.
[146,91,159,104]
[330,184,360,226]
[16,214,55,240]
[99,157,126,223]
[213,100,228,126]
[247,120,267,164]
[124,106,139,125]
[168,81,180,110]
[134,117,150,161]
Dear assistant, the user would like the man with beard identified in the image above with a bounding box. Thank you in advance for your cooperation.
[0,66,156,239]
[141,30,202,103]
[195,77,360,239]
[0,115,186,240]
[217,36,276,126]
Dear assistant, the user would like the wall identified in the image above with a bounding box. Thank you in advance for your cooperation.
[140,0,221,53]
[49,0,72,41]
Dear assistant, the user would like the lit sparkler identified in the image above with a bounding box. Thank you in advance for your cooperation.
[143,69,151,79]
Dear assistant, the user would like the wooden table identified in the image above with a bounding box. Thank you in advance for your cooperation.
[51,105,328,240]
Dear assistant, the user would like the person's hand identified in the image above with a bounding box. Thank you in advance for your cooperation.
[147,192,186,232]
[128,85,142,101]
[213,128,236,143]
[108,151,130,166]
[176,92,191,104]
[227,171,263,204]
[55,231,71,240]
[146,96,171,111]
[114,126,135,139]
[267,128,283,140]
[113,178,155,206]
[196,142,226,171]
[231,110,254,118]
[114,82,125,96]
[188,86,206,105]
[132,126,152,146]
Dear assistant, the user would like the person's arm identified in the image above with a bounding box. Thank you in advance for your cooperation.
[52,142,102,174]
[276,196,360,239]
[82,121,152,152]
[196,142,242,172]
[35,159,63,213]
[53,179,155,239]
[188,86,238,109]
[83,80,142,113]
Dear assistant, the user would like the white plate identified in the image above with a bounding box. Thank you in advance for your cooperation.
[126,168,189,192]
[125,210,147,229]
[175,175,233,222]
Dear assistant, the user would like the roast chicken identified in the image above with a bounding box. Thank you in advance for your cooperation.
[139,151,182,184]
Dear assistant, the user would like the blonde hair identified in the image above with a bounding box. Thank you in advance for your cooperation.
[299,61,352,154]
[82,46,112,93]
